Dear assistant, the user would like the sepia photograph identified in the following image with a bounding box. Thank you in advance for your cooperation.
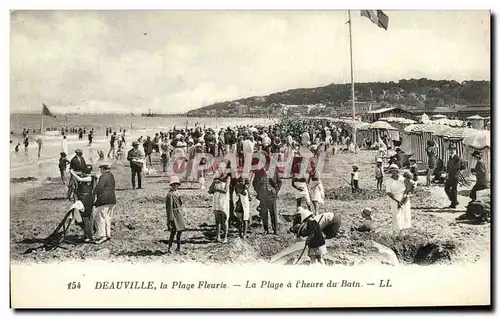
[9,7,491,308]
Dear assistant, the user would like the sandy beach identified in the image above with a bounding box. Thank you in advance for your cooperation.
[10,146,490,266]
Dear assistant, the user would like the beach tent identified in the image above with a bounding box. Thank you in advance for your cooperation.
[357,121,399,147]
[420,113,430,124]
[466,115,485,129]
[431,118,464,127]
[401,123,486,180]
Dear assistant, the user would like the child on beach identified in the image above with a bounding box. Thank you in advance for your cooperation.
[298,207,326,265]
[375,158,384,191]
[165,176,186,253]
[351,164,360,194]
[403,171,417,196]
[234,177,251,239]
[209,162,231,243]
[58,152,71,184]
[14,143,20,153]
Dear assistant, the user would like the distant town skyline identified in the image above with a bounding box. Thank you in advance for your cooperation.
[11,11,490,114]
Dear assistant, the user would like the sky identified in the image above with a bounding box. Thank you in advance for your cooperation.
[10,10,490,114]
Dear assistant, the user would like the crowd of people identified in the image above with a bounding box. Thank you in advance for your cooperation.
[57,118,489,262]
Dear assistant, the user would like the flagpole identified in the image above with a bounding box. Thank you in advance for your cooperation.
[40,105,44,135]
[348,10,357,154]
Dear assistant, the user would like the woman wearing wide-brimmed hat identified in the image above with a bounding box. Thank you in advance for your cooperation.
[165,176,186,253]
[386,164,410,232]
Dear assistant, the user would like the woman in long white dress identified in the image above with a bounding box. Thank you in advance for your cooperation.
[386,164,410,232]
[308,159,325,214]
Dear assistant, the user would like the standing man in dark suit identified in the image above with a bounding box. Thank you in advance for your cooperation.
[127,141,144,189]
[93,162,116,244]
[444,143,461,209]
[259,168,282,235]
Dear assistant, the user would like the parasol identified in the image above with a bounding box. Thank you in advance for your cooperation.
[463,130,491,149]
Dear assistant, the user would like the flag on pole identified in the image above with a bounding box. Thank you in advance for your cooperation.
[42,103,56,118]
[360,10,389,30]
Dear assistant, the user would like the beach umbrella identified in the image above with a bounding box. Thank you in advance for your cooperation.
[463,130,491,149]
[368,121,397,130]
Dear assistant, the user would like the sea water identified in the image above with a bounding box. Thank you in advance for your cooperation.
[9,114,277,182]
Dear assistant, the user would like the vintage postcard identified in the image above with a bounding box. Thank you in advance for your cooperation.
[9,9,491,308]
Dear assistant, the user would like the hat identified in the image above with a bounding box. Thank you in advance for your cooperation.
[472,150,482,158]
[352,164,359,169]
[298,207,313,222]
[376,158,383,163]
[389,163,400,171]
[176,141,183,147]
[99,162,111,169]
[75,149,83,154]
[169,176,181,186]
[362,208,372,220]
[195,143,202,148]
[132,141,139,146]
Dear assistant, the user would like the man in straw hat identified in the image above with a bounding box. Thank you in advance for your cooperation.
[93,162,116,244]
[127,141,144,189]
[165,176,186,253]
[469,150,489,202]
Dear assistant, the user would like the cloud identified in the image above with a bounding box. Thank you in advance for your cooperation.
[10,11,490,114]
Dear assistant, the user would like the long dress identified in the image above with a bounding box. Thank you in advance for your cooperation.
[386,176,410,231]
[309,170,325,204]
[166,190,186,231]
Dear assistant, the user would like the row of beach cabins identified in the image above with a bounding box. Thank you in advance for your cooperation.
[315,113,490,182]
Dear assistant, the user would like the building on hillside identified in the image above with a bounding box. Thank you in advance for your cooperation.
[410,104,491,120]
[337,102,380,117]
[458,104,491,118]
[362,107,415,122]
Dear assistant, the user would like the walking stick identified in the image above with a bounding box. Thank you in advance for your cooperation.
[295,243,308,265]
